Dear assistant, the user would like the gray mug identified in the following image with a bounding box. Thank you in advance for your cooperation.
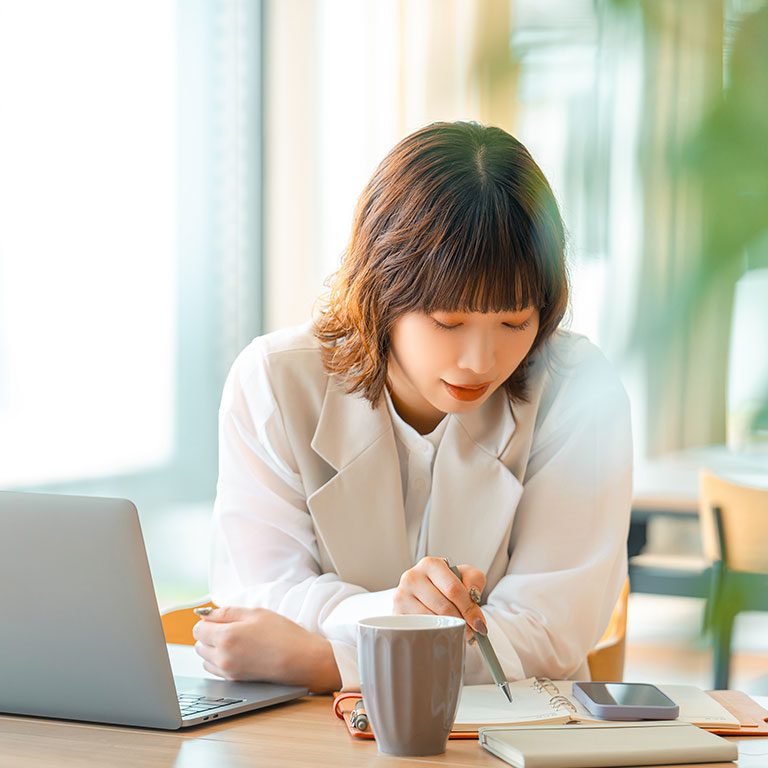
[357,615,465,756]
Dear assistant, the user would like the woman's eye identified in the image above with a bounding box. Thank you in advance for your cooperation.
[431,318,461,330]
[503,319,531,331]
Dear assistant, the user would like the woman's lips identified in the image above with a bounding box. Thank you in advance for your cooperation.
[442,380,491,402]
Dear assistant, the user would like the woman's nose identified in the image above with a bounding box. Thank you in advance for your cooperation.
[457,336,495,374]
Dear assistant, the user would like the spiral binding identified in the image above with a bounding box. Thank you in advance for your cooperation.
[532,678,579,722]
[549,694,578,717]
[532,677,560,696]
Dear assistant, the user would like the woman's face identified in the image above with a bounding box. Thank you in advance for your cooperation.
[387,307,540,434]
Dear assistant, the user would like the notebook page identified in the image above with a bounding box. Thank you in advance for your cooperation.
[453,680,571,731]
[658,684,742,728]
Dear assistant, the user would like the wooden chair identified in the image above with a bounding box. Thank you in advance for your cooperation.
[162,582,630,682]
[588,577,630,682]
[699,469,768,689]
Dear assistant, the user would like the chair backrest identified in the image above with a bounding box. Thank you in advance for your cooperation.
[587,577,629,682]
[699,469,768,573]
[161,600,215,645]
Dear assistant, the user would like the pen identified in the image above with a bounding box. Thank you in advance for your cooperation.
[443,557,512,703]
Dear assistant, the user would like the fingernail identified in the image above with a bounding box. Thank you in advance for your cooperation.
[194,607,213,616]
[467,635,477,646]
[469,586,481,604]
[473,619,488,636]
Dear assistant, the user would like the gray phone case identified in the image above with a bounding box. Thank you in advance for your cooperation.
[572,682,680,720]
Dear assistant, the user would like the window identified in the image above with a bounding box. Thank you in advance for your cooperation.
[0,0,263,605]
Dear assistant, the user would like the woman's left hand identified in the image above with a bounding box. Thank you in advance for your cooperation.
[192,606,341,692]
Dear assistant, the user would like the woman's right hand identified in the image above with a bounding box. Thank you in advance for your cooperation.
[393,556,488,636]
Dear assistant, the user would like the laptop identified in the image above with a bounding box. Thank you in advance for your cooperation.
[0,491,308,729]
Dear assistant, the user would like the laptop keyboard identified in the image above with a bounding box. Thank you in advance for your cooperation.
[178,693,244,718]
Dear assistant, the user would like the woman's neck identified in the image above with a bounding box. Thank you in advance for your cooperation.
[387,385,445,435]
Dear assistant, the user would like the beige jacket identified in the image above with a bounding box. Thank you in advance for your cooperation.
[210,323,632,689]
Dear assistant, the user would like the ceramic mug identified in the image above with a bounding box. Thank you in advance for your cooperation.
[357,615,465,756]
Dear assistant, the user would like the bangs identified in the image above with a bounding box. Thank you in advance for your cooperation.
[393,186,552,315]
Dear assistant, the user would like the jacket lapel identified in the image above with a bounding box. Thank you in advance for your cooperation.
[307,381,524,592]
[428,389,523,577]
[307,380,411,591]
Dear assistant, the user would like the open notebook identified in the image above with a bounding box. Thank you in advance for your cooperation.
[333,678,764,740]
[453,678,741,733]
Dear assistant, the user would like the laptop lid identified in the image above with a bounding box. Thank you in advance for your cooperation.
[0,491,306,729]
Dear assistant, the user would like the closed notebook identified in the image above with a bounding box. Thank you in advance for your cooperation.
[479,721,738,768]
[453,678,741,732]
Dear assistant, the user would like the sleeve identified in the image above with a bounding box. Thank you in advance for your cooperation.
[462,342,633,684]
[208,342,395,689]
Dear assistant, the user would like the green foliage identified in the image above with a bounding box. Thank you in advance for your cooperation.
[682,6,768,271]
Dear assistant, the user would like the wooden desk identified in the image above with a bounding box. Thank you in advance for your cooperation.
[2,695,767,768]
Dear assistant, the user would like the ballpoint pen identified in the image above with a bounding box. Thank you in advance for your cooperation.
[444,557,513,703]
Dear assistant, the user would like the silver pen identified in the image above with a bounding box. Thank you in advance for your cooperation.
[444,557,512,703]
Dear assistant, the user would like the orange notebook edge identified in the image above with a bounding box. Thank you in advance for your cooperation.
[331,692,476,740]
[705,689,768,736]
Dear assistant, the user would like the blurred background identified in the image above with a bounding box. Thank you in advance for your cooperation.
[1,0,766,689]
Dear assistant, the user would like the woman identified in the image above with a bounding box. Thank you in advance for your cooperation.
[193,122,632,693]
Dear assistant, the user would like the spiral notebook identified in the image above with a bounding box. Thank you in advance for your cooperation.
[333,679,759,740]
[452,678,741,733]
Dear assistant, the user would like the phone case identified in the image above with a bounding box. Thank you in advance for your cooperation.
[572,682,680,720]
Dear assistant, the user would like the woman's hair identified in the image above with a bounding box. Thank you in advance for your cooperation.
[314,121,568,405]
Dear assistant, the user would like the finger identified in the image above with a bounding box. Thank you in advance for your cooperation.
[402,558,464,617]
[192,628,215,647]
[194,640,235,678]
[193,605,248,624]
[456,565,486,600]
[193,618,224,646]
[393,592,435,615]
[412,577,464,619]
[428,561,488,634]
[194,639,218,665]
[202,659,229,679]
[400,560,462,616]
[195,635,244,680]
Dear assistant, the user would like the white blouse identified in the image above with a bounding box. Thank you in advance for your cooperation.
[385,390,448,562]
[208,323,633,690]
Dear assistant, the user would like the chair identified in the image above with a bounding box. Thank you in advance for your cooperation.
[628,550,711,598]
[162,583,630,681]
[588,577,630,682]
[161,598,215,645]
[699,469,768,689]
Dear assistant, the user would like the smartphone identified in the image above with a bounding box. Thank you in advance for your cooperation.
[572,682,679,721]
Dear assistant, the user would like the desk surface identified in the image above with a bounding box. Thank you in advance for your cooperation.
[2,694,768,768]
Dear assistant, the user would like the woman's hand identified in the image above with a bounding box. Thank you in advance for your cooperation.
[393,557,488,636]
[192,607,341,693]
